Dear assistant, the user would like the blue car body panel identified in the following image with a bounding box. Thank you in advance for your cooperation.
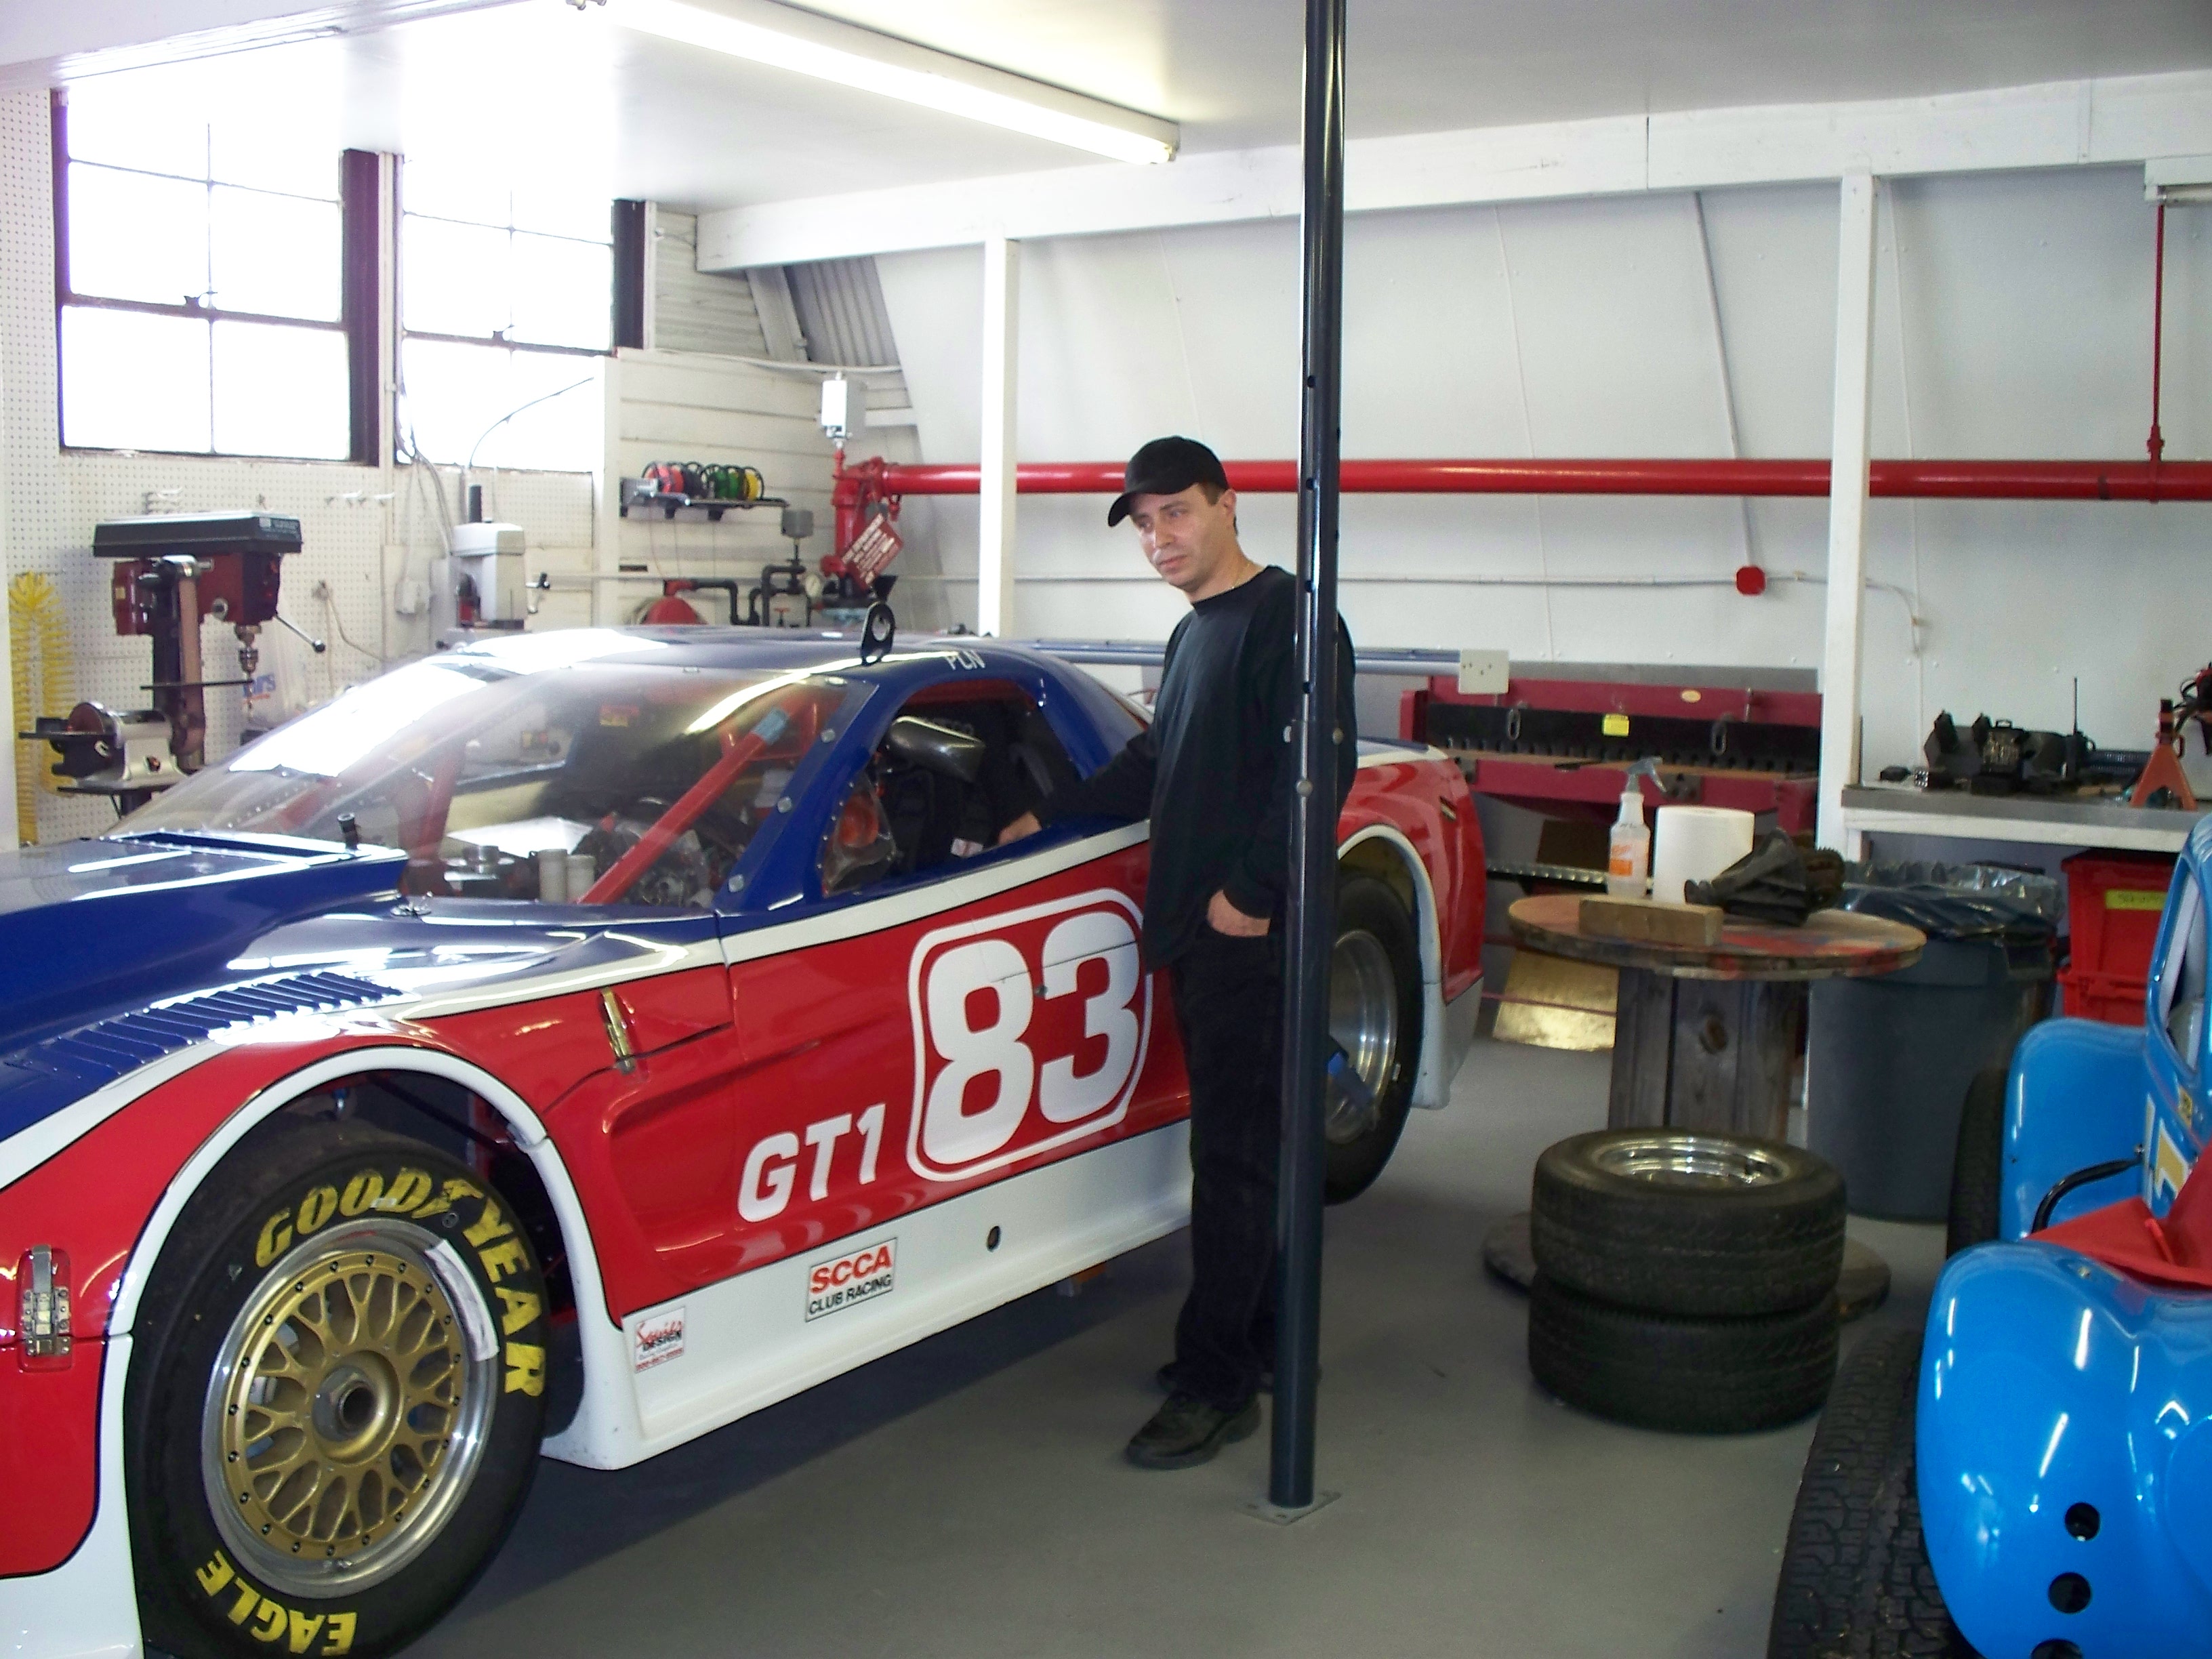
[2001,1019,2148,1237]
[1919,817,2212,1658]
[1921,1242,2212,1657]
[0,834,409,1054]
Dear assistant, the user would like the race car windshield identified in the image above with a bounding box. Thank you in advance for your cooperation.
[118,657,853,907]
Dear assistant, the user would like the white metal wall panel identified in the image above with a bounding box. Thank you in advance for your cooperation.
[611,347,836,616]
[784,255,913,419]
[874,169,2212,771]
[651,209,771,359]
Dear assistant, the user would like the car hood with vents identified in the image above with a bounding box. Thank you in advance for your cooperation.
[0,832,409,1056]
[0,834,724,1150]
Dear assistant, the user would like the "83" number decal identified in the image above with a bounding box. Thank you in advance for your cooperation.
[906,889,1152,1181]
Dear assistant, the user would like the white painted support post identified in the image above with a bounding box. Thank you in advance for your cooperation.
[1817,173,1879,857]
[978,235,1021,637]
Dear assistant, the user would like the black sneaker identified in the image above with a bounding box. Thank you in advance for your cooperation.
[1124,1392,1261,1470]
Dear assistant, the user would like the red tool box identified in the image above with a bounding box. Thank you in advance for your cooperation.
[2059,849,2177,1026]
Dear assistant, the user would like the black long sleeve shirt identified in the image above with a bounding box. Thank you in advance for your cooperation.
[1038,564,1358,968]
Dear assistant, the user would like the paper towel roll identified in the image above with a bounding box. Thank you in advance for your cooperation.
[1650,806,1755,905]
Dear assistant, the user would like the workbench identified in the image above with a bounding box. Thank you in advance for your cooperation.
[1839,783,2209,857]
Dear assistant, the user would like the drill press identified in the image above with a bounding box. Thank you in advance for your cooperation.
[28,512,307,813]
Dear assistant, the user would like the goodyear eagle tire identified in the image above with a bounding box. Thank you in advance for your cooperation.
[1767,1329,1977,1658]
[1324,875,1425,1204]
[1944,1066,2007,1258]
[126,1121,550,1659]
[1528,1273,1837,1434]
[1530,1129,1845,1317]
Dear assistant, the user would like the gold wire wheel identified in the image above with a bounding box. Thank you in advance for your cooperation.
[203,1219,497,1596]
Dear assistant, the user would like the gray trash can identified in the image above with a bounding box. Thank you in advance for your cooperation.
[1807,884,2056,1221]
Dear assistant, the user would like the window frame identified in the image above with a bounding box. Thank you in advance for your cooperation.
[810,674,1087,905]
[49,90,378,464]
[392,171,623,471]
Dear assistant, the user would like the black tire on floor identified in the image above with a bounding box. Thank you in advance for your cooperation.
[127,1120,551,1659]
[1530,1129,1846,1317]
[1323,874,1425,1204]
[1528,1273,1838,1434]
[1767,1329,1978,1659]
[1946,1065,2008,1258]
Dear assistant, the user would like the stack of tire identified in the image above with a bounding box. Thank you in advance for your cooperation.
[1528,1128,1848,1433]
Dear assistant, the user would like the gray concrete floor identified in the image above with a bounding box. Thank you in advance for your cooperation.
[410,1038,1944,1659]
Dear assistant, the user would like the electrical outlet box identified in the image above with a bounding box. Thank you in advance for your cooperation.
[819,376,865,441]
[394,578,430,617]
[1457,649,1509,695]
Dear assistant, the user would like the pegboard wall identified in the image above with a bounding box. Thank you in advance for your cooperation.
[1,96,598,845]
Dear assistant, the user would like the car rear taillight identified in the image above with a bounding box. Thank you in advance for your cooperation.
[18,1246,72,1370]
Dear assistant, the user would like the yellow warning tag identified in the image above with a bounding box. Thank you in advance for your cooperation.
[1602,714,1630,737]
[2108,889,2166,911]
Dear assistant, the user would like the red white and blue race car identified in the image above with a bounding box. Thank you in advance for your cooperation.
[0,628,1483,1659]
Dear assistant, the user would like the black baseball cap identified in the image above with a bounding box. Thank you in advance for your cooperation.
[1107,436,1230,527]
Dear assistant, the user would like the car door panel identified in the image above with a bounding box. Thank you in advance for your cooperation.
[555,836,1181,1323]
[717,841,1183,1301]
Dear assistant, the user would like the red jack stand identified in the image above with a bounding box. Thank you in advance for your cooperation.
[2131,699,2199,809]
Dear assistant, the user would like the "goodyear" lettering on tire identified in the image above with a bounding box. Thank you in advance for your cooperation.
[251,1171,545,1395]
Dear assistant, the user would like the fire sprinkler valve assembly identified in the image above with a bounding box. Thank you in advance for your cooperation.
[24,512,313,813]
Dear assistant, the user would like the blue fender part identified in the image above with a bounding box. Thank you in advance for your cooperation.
[2003,1019,2149,1238]
[0,832,408,1054]
[1921,1242,2212,1658]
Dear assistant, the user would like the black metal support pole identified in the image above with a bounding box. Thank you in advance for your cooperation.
[1270,0,1346,1514]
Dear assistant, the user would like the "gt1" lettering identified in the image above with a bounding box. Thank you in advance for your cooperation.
[739,1102,886,1223]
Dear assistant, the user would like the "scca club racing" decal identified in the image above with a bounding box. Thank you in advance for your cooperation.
[806,1237,897,1320]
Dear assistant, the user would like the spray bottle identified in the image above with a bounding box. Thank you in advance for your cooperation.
[1607,759,1658,899]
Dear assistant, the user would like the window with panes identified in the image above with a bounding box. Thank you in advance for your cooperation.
[54,89,354,460]
[397,163,611,474]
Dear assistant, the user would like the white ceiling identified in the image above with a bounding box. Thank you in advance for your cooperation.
[45,0,2212,218]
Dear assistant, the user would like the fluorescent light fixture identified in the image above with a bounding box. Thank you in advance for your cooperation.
[605,0,1179,165]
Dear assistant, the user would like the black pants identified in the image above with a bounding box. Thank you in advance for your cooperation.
[1168,926,1284,1410]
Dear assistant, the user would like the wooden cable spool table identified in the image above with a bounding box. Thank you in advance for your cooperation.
[1506,893,1925,1141]
[1486,895,1925,1318]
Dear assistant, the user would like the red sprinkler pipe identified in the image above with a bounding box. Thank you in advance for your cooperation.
[857,455,2212,502]
[2151,200,2169,473]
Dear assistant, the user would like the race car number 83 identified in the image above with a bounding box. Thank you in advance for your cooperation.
[906,889,1152,1181]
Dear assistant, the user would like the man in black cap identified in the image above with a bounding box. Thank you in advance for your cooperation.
[1000,435,1357,1469]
